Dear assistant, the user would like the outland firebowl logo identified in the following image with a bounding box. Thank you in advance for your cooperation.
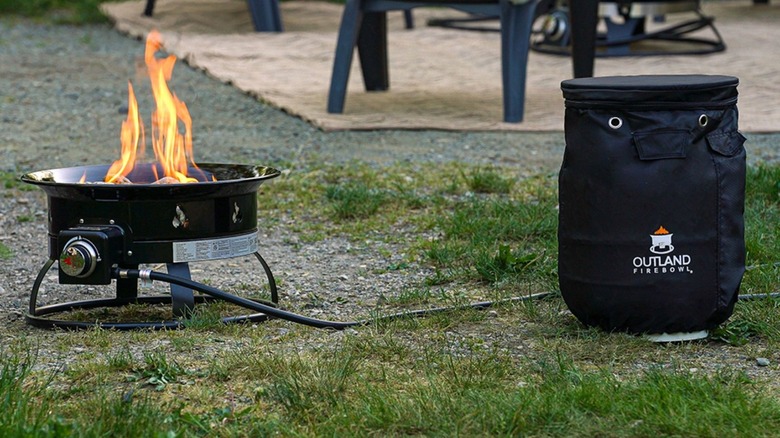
[632,226,693,275]
[649,226,673,254]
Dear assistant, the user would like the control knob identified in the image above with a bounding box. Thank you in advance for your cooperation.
[59,239,99,278]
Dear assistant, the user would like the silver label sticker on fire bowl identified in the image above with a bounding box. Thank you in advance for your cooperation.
[172,232,258,263]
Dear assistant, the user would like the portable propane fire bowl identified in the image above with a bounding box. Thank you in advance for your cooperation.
[21,163,281,330]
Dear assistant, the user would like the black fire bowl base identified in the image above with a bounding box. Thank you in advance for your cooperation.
[27,251,279,331]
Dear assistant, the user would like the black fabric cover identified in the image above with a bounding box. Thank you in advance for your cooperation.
[558,75,746,334]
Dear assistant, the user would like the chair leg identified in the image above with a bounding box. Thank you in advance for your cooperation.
[569,0,598,78]
[357,11,389,91]
[499,0,535,123]
[328,0,364,113]
[403,10,414,29]
[247,0,284,32]
[143,0,155,17]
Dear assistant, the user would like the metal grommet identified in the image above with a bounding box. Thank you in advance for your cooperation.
[698,114,709,127]
[608,117,623,130]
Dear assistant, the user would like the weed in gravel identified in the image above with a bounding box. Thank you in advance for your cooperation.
[105,347,134,371]
[1,171,20,189]
[326,181,386,220]
[461,166,516,194]
[133,351,186,391]
[1,171,37,192]
[474,244,541,284]
[0,242,11,259]
[182,302,230,330]
[386,286,437,306]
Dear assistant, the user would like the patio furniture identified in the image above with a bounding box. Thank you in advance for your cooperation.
[326,0,540,123]
[565,0,774,78]
[535,1,724,57]
[569,0,598,77]
[143,0,284,31]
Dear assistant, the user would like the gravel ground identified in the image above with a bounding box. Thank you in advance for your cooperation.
[1,18,779,376]
[0,20,571,173]
[0,18,573,322]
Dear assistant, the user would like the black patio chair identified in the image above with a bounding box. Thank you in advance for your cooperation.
[326,0,539,123]
[143,0,283,32]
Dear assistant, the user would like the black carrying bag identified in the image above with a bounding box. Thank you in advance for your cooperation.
[558,75,746,335]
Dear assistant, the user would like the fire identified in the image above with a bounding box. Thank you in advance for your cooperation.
[654,226,670,235]
[105,82,143,183]
[105,30,203,184]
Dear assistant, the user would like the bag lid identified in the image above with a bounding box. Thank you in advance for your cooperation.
[561,75,738,108]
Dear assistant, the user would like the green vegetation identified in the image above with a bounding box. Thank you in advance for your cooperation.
[462,165,516,194]
[426,177,557,289]
[3,337,780,436]
[2,1,778,433]
[325,181,387,220]
[1,162,779,435]
[0,242,11,259]
[743,165,780,281]
[712,165,780,346]
[1,171,25,190]
[0,150,780,437]
[0,0,111,24]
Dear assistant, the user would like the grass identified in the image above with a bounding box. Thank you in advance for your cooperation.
[3,1,777,433]
[0,350,53,436]
[2,161,779,435]
[0,242,11,259]
[461,166,516,194]
[325,181,387,220]
[0,0,780,420]
[426,177,558,289]
[743,165,780,275]
[1,171,35,191]
[0,0,111,24]
[3,336,780,436]
[266,163,559,292]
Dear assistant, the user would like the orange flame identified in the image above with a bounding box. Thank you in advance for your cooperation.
[105,30,202,184]
[105,81,144,183]
[654,226,670,235]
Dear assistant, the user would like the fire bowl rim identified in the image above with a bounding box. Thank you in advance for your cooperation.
[19,163,280,201]
[20,162,280,187]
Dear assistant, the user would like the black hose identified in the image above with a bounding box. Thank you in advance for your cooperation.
[114,268,552,330]
[110,264,779,330]
[738,293,780,300]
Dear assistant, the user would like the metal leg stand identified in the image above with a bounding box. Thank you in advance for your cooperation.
[167,262,195,318]
[25,252,278,330]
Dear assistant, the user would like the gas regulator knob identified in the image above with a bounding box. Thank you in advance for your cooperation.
[59,239,99,278]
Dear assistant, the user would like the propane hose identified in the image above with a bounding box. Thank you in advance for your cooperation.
[110,267,780,330]
[113,268,552,330]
